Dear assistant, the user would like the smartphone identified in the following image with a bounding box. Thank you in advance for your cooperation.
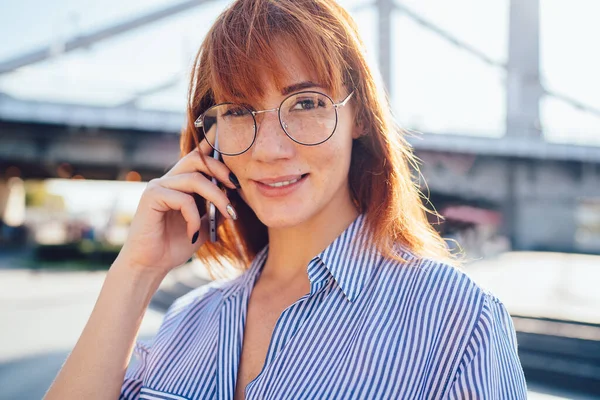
[207,146,221,243]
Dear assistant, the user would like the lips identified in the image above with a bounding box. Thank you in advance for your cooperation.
[253,174,309,197]
[256,174,306,185]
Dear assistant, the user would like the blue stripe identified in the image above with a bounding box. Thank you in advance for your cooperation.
[121,213,527,399]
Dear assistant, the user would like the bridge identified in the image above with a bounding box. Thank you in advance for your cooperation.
[1,0,600,255]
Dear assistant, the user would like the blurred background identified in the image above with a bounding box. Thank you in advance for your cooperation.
[1,0,599,398]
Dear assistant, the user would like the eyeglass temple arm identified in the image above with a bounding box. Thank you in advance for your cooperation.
[334,91,355,108]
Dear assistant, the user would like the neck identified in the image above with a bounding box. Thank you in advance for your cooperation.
[261,188,359,282]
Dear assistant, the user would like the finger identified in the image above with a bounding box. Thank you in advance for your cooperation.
[201,123,217,154]
[166,148,236,189]
[192,121,217,156]
[198,136,214,155]
[148,185,202,240]
[158,173,237,221]
[167,150,236,189]
[179,140,212,165]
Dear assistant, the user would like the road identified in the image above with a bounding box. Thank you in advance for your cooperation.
[0,252,598,399]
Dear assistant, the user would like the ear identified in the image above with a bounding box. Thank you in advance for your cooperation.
[352,120,365,139]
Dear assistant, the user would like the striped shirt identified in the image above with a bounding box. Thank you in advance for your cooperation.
[120,214,527,399]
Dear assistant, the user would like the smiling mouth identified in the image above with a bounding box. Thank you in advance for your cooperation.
[264,176,303,187]
[255,173,309,190]
[256,173,308,185]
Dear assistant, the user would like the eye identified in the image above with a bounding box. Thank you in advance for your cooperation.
[223,105,251,117]
[291,96,325,111]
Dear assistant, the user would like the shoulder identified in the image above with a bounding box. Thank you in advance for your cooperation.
[158,273,245,330]
[378,252,501,335]
[382,250,488,298]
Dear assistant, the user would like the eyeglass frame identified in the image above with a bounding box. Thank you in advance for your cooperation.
[193,89,355,156]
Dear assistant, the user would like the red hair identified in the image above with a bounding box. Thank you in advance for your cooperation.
[180,0,462,276]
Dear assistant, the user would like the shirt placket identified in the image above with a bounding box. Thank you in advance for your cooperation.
[216,291,246,400]
[245,261,332,399]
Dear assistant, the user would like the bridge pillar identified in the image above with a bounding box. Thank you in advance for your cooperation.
[505,161,577,252]
[513,197,577,252]
[376,0,393,95]
[506,0,542,139]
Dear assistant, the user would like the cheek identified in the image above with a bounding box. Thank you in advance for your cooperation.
[314,131,354,182]
[223,155,248,178]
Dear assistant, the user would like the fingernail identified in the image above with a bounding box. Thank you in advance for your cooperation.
[191,230,199,244]
[229,172,241,189]
[226,204,238,220]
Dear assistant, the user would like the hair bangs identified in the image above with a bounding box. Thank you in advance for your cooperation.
[206,0,347,105]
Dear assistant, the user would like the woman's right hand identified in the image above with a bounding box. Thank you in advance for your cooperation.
[114,138,238,279]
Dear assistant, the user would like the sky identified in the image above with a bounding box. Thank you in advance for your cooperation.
[0,0,599,143]
[2,0,600,212]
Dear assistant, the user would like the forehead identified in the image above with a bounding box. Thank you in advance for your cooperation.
[213,38,341,105]
[255,43,317,93]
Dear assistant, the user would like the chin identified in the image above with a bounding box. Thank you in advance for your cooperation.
[249,199,319,229]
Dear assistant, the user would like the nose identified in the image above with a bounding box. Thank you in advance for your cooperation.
[251,109,296,162]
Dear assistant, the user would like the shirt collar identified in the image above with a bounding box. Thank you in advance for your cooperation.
[219,246,268,300]
[315,213,382,302]
[219,213,386,302]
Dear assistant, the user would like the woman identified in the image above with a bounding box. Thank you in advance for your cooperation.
[45,0,527,398]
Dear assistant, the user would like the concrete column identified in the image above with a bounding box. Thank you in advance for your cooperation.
[376,0,393,96]
[513,197,577,252]
[506,0,543,138]
[509,161,578,252]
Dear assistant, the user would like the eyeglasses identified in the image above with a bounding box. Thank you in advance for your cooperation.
[194,90,355,156]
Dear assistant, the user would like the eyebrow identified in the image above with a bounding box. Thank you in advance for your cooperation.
[281,81,324,96]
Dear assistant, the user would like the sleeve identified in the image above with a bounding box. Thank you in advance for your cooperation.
[118,281,221,399]
[446,293,528,399]
[119,340,152,400]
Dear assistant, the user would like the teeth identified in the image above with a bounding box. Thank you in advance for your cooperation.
[265,177,301,187]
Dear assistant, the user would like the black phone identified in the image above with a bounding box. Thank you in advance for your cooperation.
[207,147,221,243]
